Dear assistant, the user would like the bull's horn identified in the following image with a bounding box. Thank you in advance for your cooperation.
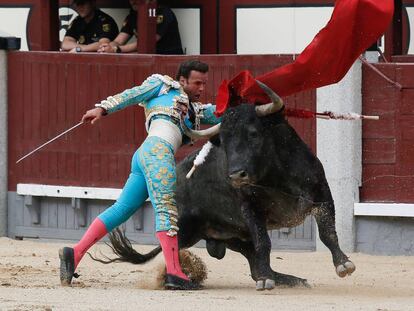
[255,80,284,116]
[181,119,221,140]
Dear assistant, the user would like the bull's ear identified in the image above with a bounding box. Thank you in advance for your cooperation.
[209,134,221,147]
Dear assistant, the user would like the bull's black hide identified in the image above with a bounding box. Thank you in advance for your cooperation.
[107,104,355,290]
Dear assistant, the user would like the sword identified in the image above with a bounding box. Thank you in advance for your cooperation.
[16,121,85,164]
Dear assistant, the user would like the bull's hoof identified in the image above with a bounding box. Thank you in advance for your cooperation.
[336,260,356,278]
[265,279,275,290]
[256,279,275,291]
[256,280,265,291]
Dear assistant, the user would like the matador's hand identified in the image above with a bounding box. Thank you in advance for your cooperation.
[81,107,105,124]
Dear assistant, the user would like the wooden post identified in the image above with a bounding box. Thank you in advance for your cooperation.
[28,0,60,51]
[136,0,157,54]
[385,0,402,59]
[392,0,403,55]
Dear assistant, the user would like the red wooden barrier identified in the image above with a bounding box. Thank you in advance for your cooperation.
[8,52,316,191]
[361,62,414,202]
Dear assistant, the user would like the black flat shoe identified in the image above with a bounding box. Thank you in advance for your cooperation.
[59,247,79,286]
[164,274,202,290]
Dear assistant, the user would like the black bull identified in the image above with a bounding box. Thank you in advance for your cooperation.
[106,103,356,290]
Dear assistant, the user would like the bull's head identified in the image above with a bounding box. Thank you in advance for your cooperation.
[182,81,284,188]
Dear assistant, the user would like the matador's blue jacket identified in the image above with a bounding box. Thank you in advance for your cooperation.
[96,74,220,143]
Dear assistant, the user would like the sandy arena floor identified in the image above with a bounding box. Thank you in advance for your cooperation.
[0,237,413,311]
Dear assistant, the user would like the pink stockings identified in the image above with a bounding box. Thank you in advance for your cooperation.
[72,219,188,280]
[156,231,189,280]
[73,218,108,268]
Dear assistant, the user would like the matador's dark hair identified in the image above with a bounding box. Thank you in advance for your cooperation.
[176,60,209,80]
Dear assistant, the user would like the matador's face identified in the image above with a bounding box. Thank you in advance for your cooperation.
[180,70,208,102]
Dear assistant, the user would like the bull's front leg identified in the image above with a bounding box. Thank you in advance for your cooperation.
[313,201,356,277]
[225,239,309,288]
[240,201,275,290]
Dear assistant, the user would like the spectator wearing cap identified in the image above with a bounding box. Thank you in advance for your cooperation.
[61,0,119,53]
[98,0,183,54]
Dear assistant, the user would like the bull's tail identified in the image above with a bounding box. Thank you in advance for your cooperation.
[87,227,162,264]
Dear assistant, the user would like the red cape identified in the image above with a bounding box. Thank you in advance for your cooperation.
[215,0,394,116]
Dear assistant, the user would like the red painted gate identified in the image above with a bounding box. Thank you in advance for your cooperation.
[361,60,414,203]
